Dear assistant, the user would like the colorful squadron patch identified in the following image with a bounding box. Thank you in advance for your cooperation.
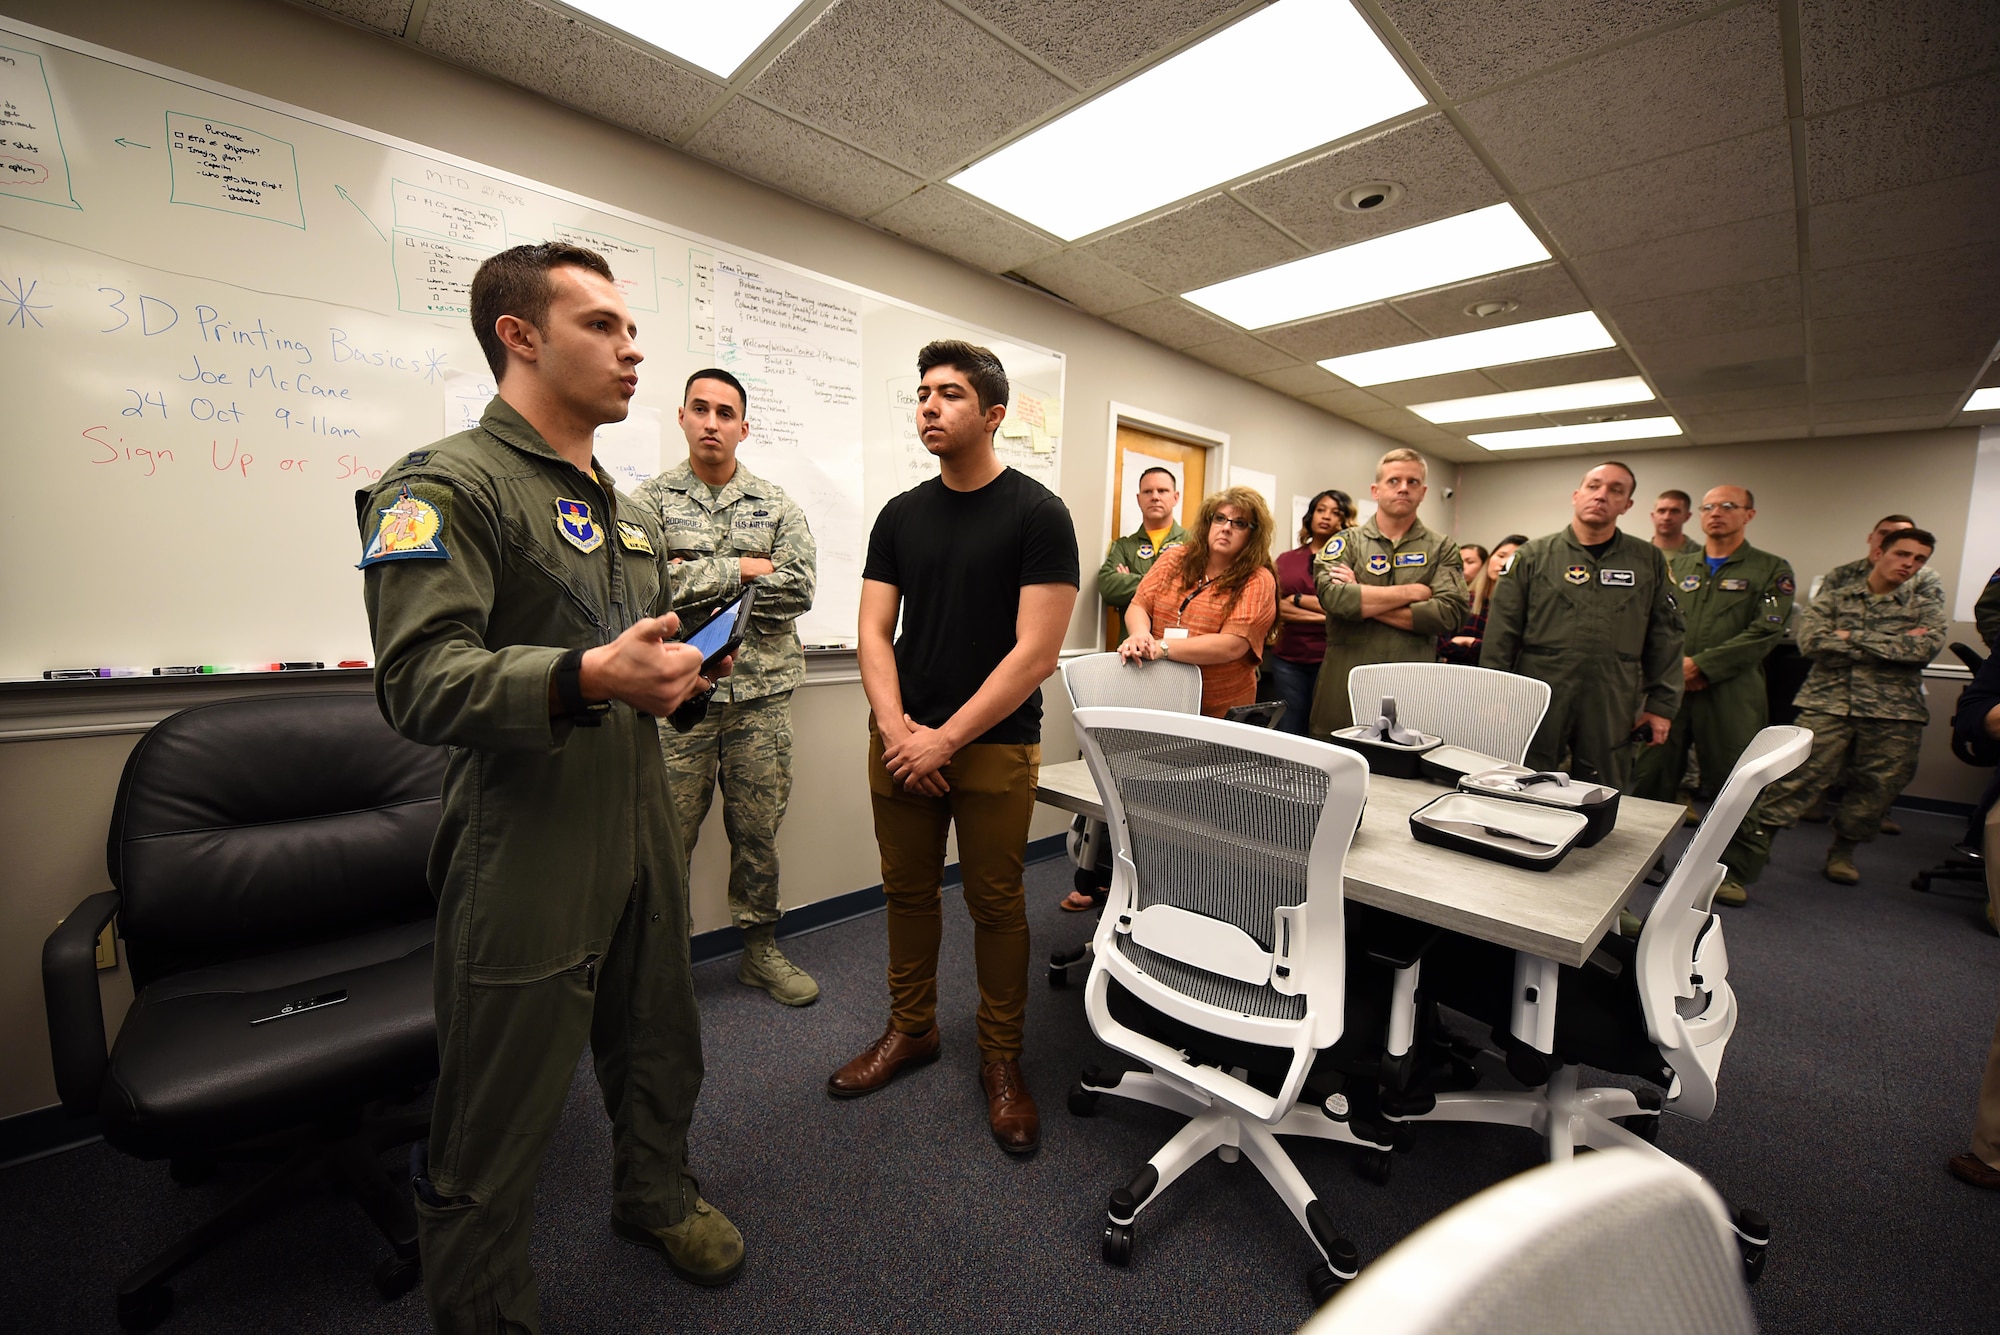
[1366,553,1391,575]
[1565,564,1590,585]
[358,485,449,568]
[1681,574,1702,592]
[555,498,604,553]
[1777,574,1795,595]
[1327,535,1345,558]
[615,520,656,555]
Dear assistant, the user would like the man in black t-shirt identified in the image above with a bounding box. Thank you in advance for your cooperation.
[828,340,1079,1157]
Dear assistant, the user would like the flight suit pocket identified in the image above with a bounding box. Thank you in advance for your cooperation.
[728,509,777,553]
[664,526,712,559]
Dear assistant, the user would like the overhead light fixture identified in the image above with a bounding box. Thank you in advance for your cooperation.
[1408,375,1655,424]
[1182,204,1549,329]
[559,0,801,77]
[949,0,1426,241]
[1319,311,1616,386]
[1469,417,1683,451]
[1966,387,2000,411]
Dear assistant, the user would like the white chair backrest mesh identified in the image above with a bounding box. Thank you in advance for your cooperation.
[1063,652,1203,713]
[1345,663,1550,764]
[1301,1150,1756,1335]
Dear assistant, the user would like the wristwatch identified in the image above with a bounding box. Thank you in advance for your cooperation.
[554,647,612,727]
[1158,638,1170,661]
[1292,593,1304,608]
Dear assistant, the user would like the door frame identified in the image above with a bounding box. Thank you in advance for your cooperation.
[1098,402,1231,649]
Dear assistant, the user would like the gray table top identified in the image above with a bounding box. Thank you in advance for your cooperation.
[1034,756,1682,968]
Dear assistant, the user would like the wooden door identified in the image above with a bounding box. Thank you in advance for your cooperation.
[1105,426,1210,647]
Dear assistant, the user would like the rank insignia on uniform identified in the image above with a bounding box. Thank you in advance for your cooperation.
[1766,615,1782,622]
[615,520,655,555]
[1777,574,1795,594]
[1137,544,1154,559]
[358,484,450,568]
[1327,536,1344,557]
[1719,578,1749,591]
[555,498,604,553]
[1367,554,1391,575]
[403,450,430,466]
[1566,565,1590,584]
[1680,574,1702,591]
[1394,552,1427,567]
[1600,569,1635,586]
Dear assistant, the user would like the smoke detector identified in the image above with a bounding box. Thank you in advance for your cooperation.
[1336,181,1404,213]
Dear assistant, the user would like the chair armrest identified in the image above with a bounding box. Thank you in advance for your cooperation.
[42,891,120,1116]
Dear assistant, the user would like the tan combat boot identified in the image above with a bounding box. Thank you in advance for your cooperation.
[1713,875,1748,907]
[1824,840,1860,885]
[613,1193,745,1286]
[738,925,820,1006]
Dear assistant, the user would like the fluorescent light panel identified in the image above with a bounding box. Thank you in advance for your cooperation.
[1966,386,2000,411]
[1470,417,1683,451]
[560,1,800,77]
[1183,204,1548,329]
[949,0,1426,241]
[1408,375,1655,424]
[1320,311,1616,386]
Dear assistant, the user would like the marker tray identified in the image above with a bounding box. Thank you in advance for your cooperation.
[1418,744,1515,788]
[1410,792,1589,871]
[1459,766,1621,847]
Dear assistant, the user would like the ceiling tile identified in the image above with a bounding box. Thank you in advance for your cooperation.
[1811,300,1999,355]
[1812,241,2000,318]
[1482,348,1640,390]
[1389,263,1591,337]
[1806,70,2000,203]
[748,0,1072,175]
[1251,364,1352,397]
[1814,334,1996,382]
[1230,114,1504,252]
[1683,405,1814,434]
[1666,382,1807,414]
[1983,364,2000,389]
[1648,355,1807,398]
[1371,0,1715,99]
[300,0,412,34]
[1569,211,1797,307]
[1526,125,1794,259]
[1012,250,1159,314]
[1182,333,1297,376]
[1335,407,1421,433]
[420,0,722,142]
[1799,0,2000,115]
[1378,421,1466,448]
[1084,194,1307,294]
[1685,425,1801,445]
[1260,304,1429,361]
[1810,167,2000,269]
[1370,369,1512,408]
[1103,298,1237,349]
[1446,412,1562,434]
[1304,388,1393,416]
[1456,2,1786,193]
[684,99,921,217]
[959,0,1245,89]
[1607,276,1802,344]
[1631,325,1809,379]
[1813,414,1957,436]
[1811,394,1967,425]
[1813,368,1985,403]
[869,187,1060,272]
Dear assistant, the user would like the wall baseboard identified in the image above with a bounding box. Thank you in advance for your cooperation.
[1894,795,1977,819]
[0,1105,102,1170]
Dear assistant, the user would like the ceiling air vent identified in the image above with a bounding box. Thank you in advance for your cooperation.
[1336,181,1404,213]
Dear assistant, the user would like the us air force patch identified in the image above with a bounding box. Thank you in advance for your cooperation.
[1600,569,1635,587]
[1394,551,1427,567]
[1566,565,1590,585]
[1137,544,1154,559]
[616,520,656,555]
[1367,553,1391,575]
[358,484,450,568]
[1681,574,1702,592]
[556,498,604,553]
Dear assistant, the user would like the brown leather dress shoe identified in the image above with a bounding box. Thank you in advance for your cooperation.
[981,1057,1041,1156]
[827,1022,939,1098]
[1948,1151,2000,1189]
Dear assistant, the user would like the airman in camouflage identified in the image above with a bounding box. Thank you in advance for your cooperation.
[1722,527,1948,896]
[633,369,820,1006]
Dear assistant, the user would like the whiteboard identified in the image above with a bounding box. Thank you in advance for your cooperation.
[0,21,1063,675]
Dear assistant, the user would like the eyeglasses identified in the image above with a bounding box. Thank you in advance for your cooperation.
[1699,502,1744,513]
[1214,515,1256,532]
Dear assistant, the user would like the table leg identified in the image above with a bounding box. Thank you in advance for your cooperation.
[1510,951,1560,1054]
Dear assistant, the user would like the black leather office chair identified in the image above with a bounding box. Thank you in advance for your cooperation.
[1911,642,1992,899]
[41,693,446,1330]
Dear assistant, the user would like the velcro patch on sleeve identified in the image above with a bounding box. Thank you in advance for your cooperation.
[359,483,452,568]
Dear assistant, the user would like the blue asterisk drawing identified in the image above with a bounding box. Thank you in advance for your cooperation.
[423,346,447,384]
[2,276,51,330]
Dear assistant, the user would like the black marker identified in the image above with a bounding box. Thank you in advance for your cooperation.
[278,661,326,670]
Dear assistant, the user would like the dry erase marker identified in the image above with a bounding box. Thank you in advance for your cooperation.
[155,666,205,676]
[336,660,370,669]
[278,661,326,670]
[44,667,146,679]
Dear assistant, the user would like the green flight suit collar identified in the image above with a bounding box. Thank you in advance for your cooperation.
[1358,514,1437,547]
[1684,540,1761,572]
[656,456,774,512]
[1556,525,1641,556]
[477,396,620,502]
[1126,519,1187,546]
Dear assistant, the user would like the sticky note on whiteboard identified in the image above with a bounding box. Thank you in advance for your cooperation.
[1030,426,1052,455]
[1043,398,1062,438]
[998,418,1033,439]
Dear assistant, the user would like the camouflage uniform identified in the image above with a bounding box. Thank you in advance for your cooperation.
[1722,573,1948,882]
[633,459,816,929]
[1308,516,1468,736]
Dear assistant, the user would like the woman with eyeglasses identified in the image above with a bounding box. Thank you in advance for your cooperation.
[1117,486,1278,717]
[1270,489,1351,734]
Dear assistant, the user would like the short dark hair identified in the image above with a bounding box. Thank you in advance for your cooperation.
[1587,460,1638,494]
[916,339,1009,413]
[1137,466,1178,488]
[1657,489,1692,508]
[469,242,615,378]
[685,367,747,414]
[1884,526,1936,553]
[1872,513,1915,531]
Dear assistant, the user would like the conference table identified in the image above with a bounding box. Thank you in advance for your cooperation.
[1033,756,1685,1054]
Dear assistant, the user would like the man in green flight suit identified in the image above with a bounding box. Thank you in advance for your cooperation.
[1309,447,1468,736]
[1097,465,1187,618]
[1720,528,1948,899]
[636,367,821,1006]
[1977,564,2000,654]
[1482,461,1684,790]
[1649,489,1704,557]
[359,243,742,1334]
[1633,485,1795,825]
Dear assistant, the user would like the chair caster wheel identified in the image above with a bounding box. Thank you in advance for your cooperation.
[1735,1207,1770,1284]
[1067,1084,1099,1117]
[373,1250,422,1301]
[1911,875,1928,891]
[1616,1111,1661,1143]
[1448,1058,1481,1090]
[1047,963,1069,988]
[1308,1262,1344,1305]
[168,1156,214,1187]
[116,1284,173,1331]
[1102,1220,1134,1266]
[1356,1149,1392,1185]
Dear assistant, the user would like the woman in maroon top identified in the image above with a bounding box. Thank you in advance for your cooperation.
[1270,489,1350,735]
[1440,534,1526,665]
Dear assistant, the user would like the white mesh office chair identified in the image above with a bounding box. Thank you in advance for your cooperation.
[1395,724,1811,1283]
[1300,1150,1757,1335]
[1050,654,1205,986]
[1067,706,1389,1306]
[1345,663,1550,764]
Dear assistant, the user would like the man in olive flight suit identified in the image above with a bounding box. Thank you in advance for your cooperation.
[1721,528,1948,898]
[360,243,741,1334]
[1097,464,1188,618]
[636,367,820,1006]
[1633,485,1795,811]
[1309,447,1468,736]
[1482,461,1684,791]
[1973,563,2000,654]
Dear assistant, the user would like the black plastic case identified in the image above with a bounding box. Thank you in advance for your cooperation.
[1327,726,1440,778]
[1408,792,1589,871]
[1457,767,1621,847]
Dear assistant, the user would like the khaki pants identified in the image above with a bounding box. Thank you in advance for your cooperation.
[867,727,1039,1060]
[1973,801,2000,1169]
